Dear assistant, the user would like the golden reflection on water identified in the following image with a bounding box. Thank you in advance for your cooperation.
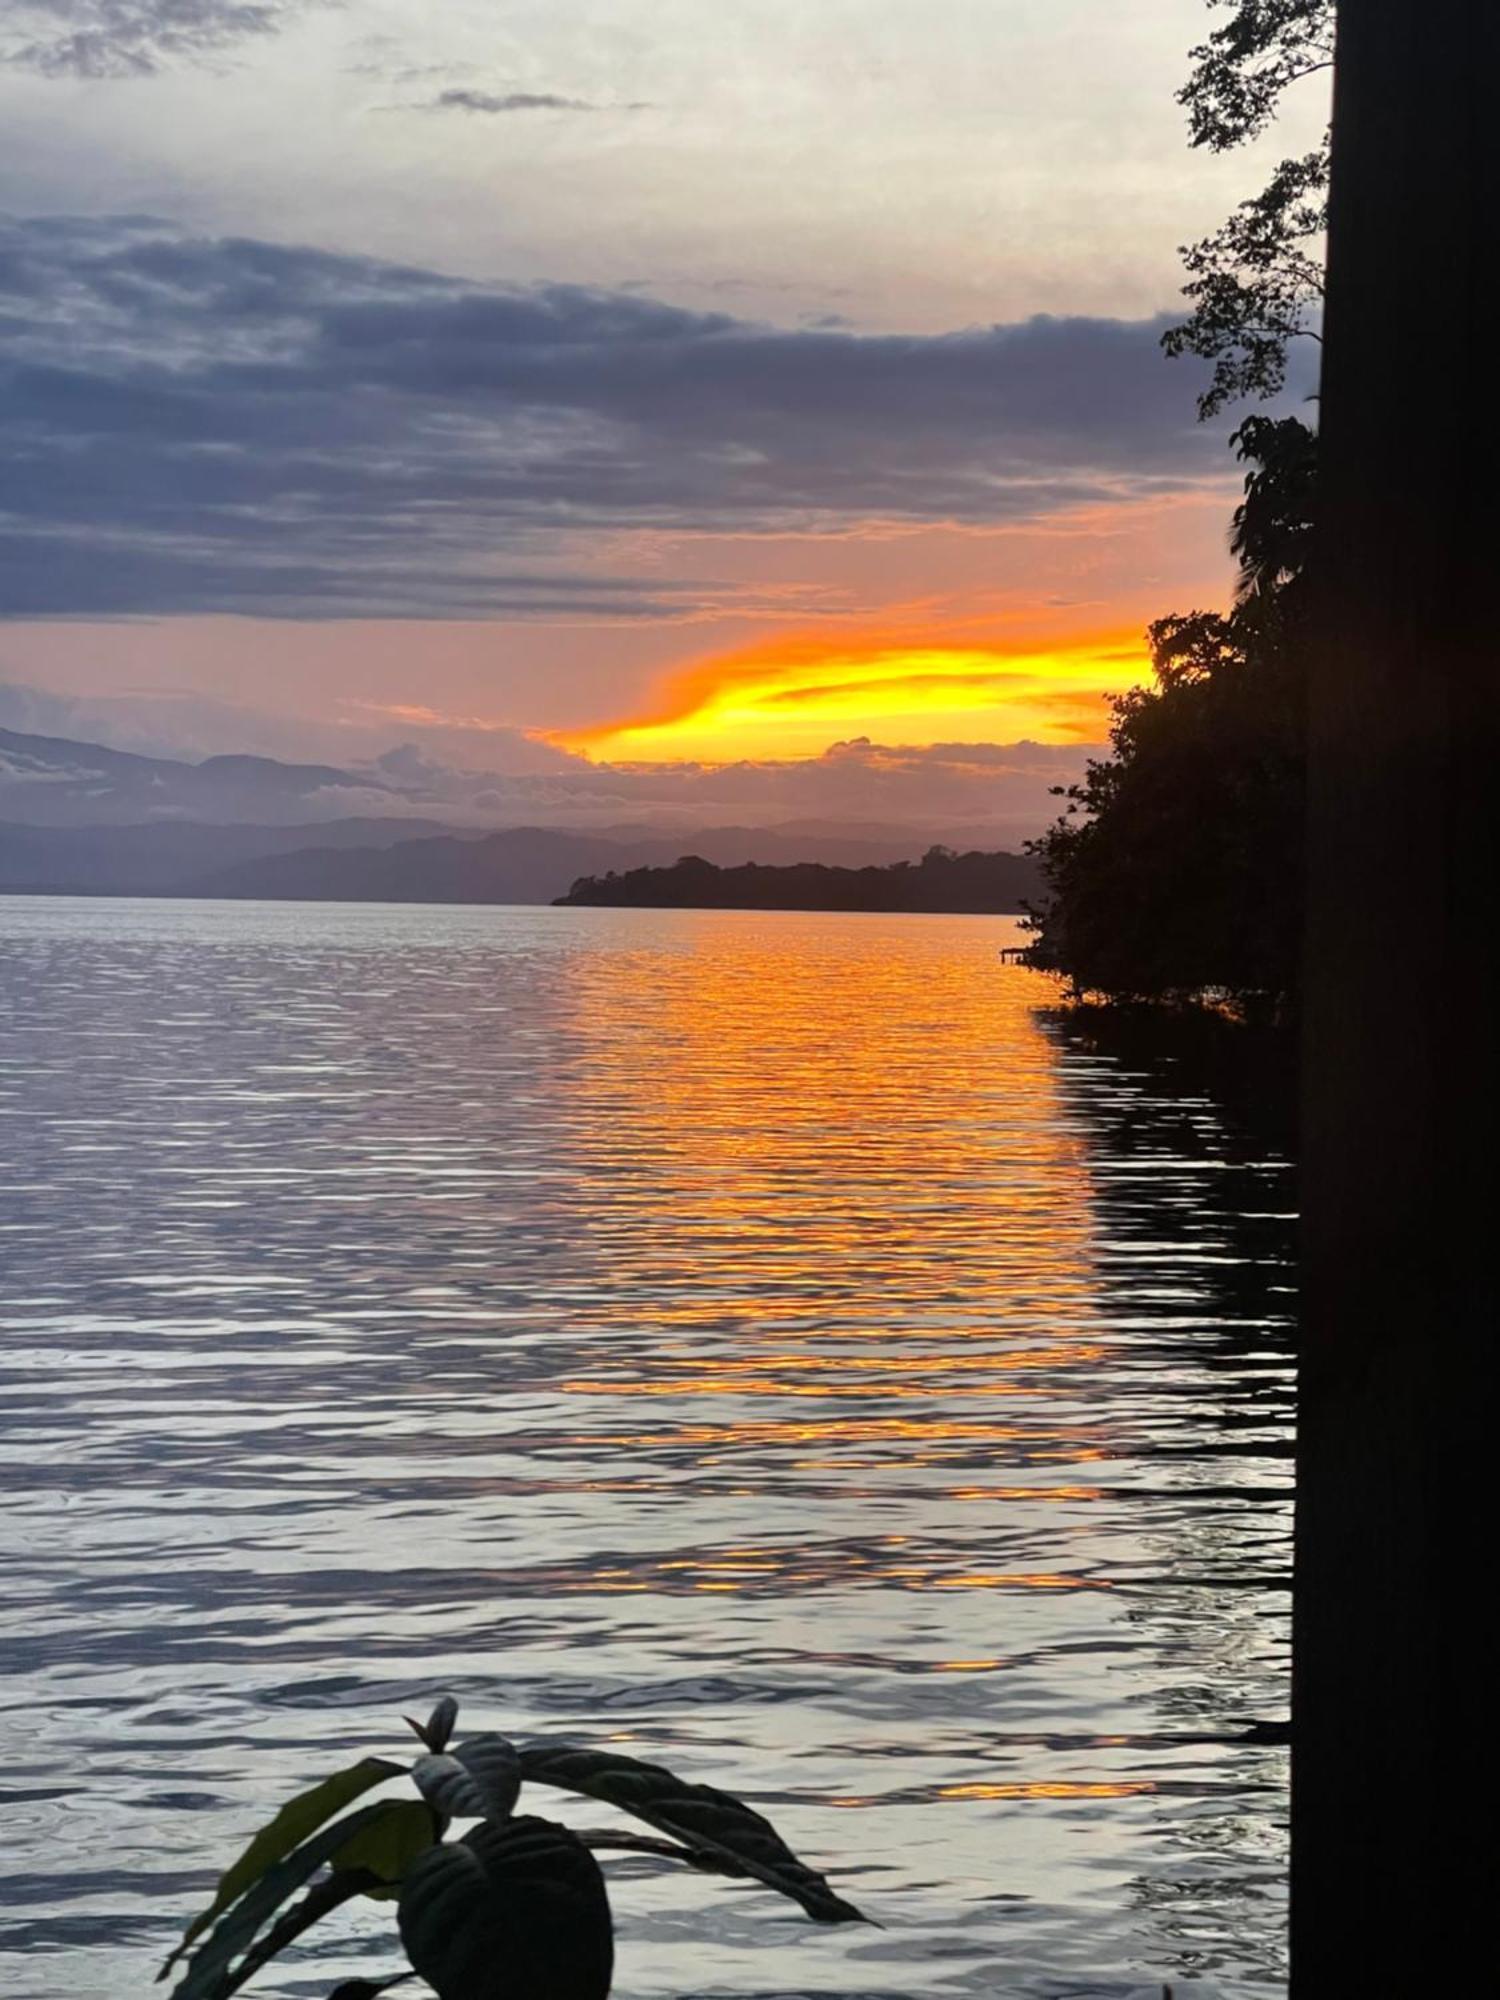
[550,920,1108,1510]
[937,1782,1157,1803]
[569,1416,1113,1466]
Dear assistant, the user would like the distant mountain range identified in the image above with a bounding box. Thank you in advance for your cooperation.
[179,824,975,904]
[0,724,389,827]
[0,816,457,895]
[1,724,1033,904]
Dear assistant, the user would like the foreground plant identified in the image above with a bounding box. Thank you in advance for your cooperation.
[159,1697,867,1999]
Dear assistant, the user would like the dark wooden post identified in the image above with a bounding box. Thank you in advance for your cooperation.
[1293,0,1497,1989]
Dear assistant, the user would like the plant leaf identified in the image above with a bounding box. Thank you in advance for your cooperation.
[518,1741,867,1924]
[332,1801,441,1899]
[398,1815,612,2000]
[404,1695,459,1754]
[170,1802,394,2000]
[210,1869,379,1999]
[410,1734,520,1824]
[161,1758,403,1976]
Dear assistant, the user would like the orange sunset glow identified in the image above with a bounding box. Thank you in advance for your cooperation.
[554,628,1147,764]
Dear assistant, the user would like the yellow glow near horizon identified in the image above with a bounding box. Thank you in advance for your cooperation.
[553,629,1145,764]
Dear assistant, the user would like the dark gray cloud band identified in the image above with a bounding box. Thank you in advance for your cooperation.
[425,89,640,116]
[0,213,1250,619]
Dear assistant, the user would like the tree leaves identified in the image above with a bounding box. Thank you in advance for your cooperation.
[162,1758,403,1977]
[411,1734,521,1825]
[1180,0,1334,152]
[1165,145,1329,416]
[1229,415,1318,606]
[1164,1,1334,416]
[398,1816,613,2000]
[518,1742,867,1925]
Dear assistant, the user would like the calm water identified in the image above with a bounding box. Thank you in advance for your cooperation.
[0,899,1294,1999]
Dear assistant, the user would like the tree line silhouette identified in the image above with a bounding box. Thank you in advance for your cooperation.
[1024,0,1328,1019]
[1024,416,1313,1017]
[556,846,1040,914]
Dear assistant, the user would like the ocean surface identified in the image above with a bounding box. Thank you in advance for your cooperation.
[0,898,1294,1999]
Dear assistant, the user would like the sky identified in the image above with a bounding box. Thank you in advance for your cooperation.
[0,1,1323,830]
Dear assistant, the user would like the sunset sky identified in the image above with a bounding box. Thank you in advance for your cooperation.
[0,1,1322,826]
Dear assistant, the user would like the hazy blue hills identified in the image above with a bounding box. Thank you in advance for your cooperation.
[188,828,679,904]
[0,813,996,904]
[0,725,388,827]
[0,818,461,895]
[183,826,960,904]
[0,725,1034,904]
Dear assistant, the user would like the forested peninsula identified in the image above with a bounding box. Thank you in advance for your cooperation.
[555,846,1040,913]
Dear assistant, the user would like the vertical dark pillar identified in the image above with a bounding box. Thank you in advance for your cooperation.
[1293,0,1497,1990]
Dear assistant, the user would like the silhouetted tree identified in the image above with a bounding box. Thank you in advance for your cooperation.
[1026,0,1336,1013]
[1163,0,1334,415]
[556,848,1040,915]
[1226,413,1317,605]
[1026,420,1310,1014]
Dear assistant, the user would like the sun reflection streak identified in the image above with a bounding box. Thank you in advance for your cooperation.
[489,920,1145,1616]
[937,1781,1156,1801]
[527,921,1124,1562]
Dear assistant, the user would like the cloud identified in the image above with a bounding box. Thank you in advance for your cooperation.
[1,2,304,79]
[0,212,1270,619]
[556,626,1136,760]
[1,677,1095,836]
[0,676,578,770]
[433,736,1096,839]
[349,733,1095,841]
[423,89,640,116]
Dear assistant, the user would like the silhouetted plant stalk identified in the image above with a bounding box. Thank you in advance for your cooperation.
[158,1697,867,2000]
